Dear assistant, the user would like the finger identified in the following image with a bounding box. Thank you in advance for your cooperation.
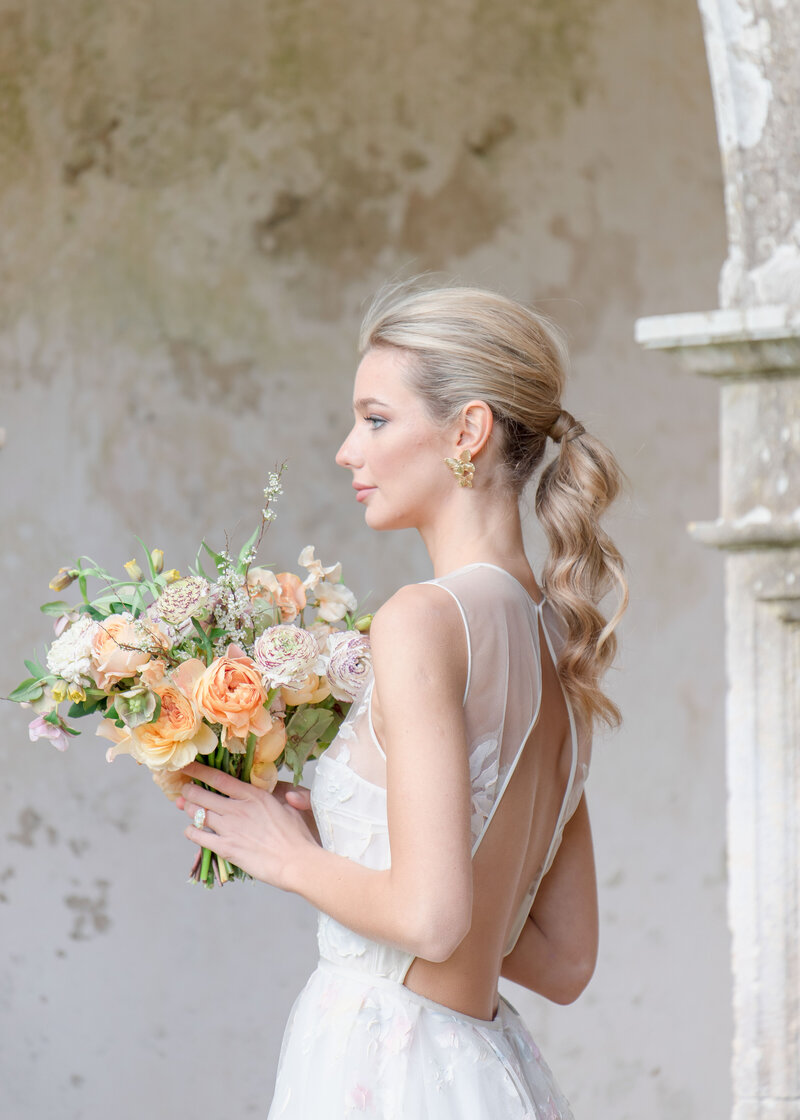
[182,761,249,799]
[284,788,312,811]
[184,823,229,856]
[181,783,232,815]
[180,794,213,825]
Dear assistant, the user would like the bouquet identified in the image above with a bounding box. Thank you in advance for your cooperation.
[8,471,373,887]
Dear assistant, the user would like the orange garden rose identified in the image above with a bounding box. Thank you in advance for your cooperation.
[191,645,271,744]
[97,660,217,771]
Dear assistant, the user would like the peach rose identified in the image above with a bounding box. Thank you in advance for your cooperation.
[152,766,189,802]
[280,671,331,706]
[98,664,217,771]
[250,719,286,792]
[91,615,153,689]
[139,658,168,688]
[192,645,271,744]
[247,568,307,623]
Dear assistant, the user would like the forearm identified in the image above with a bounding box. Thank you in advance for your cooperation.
[283,841,463,962]
[501,796,598,1004]
[500,914,593,1004]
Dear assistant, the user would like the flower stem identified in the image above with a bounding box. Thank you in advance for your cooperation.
[242,731,256,784]
[200,845,213,884]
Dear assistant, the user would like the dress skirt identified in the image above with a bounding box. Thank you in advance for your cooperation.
[267,959,574,1120]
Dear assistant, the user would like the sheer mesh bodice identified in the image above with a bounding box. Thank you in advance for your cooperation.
[311,562,592,982]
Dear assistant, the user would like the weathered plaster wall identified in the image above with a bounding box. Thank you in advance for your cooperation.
[0,2,730,1117]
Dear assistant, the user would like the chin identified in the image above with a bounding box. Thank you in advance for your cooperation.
[363,501,415,533]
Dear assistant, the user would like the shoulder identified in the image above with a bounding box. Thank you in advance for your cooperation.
[368,582,468,693]
[369,582,463,645]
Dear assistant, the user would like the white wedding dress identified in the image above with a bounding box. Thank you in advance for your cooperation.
[267,563,592,1119]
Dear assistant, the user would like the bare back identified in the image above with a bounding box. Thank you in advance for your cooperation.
[323,562,591,1021]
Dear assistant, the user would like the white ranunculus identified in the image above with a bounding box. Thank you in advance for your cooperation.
[325,631,372,702]
[253,624,321,688]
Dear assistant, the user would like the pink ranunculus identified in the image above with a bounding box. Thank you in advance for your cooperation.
[28,715,70,752]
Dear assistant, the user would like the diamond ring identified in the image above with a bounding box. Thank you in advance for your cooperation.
[193,807,206,829]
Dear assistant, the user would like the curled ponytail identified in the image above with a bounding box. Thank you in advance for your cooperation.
[536,411,628,729]
[360,279,629,731]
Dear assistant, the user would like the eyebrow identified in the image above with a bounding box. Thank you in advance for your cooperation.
[353,397,391,411]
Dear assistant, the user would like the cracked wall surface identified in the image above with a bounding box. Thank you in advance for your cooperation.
[0,2,730,1118]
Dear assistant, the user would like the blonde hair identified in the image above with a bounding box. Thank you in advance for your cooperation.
[359,280,629,730]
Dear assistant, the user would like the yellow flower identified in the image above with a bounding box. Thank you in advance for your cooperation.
[150,549,164,574]
[163,569,181,584]
[49,568,76,592]
[67,684,86,703]
[124,559,144,582]
[51,680,68,703]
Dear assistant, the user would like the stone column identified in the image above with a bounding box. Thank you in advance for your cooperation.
[636,308,800,1120]
[635,4,800,1116]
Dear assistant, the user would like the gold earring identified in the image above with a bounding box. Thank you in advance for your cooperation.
[444,448,475,488]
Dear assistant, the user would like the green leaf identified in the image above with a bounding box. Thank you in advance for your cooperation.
[202,542,227,574]
[40,600,73,616]
[76,559,89,605]
[283,707,336,783]
[195,544,209,580]
[106,705,119,721]
[236,526,260,573]
[9,678,45,703]
[24,657,47,680]
[191,618,214,663]
[64,725,81,737]
[67,697,105,718]
[134,535,157,581]
[43,710,61,726]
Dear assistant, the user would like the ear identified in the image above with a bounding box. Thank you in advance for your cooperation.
[455,400,494,457]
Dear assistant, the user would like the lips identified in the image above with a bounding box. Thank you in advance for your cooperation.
[353,483,376,502]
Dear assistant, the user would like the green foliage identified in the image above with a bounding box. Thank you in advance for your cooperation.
[66,696,105,718]
[40,600,72,616]
[9,677,44,703]
[283,706,336,784]
[202,542,227,575]
[191,618,214,662]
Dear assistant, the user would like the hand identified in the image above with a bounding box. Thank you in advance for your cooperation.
[272,780,319,844]
[176,761,318,890]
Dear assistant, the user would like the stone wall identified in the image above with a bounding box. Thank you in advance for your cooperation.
[0,2,730,1117]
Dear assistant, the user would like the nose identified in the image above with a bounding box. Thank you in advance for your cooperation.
[335,422,361,470]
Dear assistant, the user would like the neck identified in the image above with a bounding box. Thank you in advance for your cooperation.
[418,489,530,579]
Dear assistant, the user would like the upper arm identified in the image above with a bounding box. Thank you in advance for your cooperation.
[368,583,473,960]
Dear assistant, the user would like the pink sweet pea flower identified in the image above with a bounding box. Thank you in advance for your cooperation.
[28,715,70,752]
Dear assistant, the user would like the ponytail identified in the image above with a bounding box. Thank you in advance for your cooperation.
[535,412,628,729]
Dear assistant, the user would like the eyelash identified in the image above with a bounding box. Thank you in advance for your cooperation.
[365,415,387,429]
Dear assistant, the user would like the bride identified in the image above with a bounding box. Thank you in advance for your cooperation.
[176,281,628,1118]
